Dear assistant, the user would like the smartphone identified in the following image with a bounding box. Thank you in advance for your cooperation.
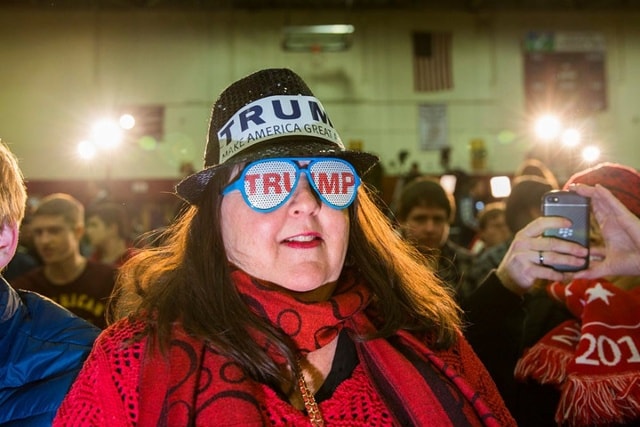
[541,190,590,272]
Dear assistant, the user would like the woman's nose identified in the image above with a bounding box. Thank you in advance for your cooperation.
[287,174,321,214]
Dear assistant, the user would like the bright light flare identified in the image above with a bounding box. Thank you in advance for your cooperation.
[439,174,457,194]
[534,114,562,142]
[91,119,123,150]
[582,145,601,163]
[77,140,97,160]
[119,114,136,130]
[561,128,581,147]
[490,176,511,198]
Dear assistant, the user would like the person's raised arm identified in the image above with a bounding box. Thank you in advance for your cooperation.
[572,183,640,278]
[496,216,589,296]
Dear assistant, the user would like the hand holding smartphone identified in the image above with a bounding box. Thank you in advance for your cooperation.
[541,190,590,272]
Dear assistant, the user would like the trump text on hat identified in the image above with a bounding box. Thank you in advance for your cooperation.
[218,95,343,163]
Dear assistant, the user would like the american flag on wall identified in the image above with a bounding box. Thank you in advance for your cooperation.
[412,32,453,92]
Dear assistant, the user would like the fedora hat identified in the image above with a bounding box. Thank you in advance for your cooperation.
[176,68,379,204]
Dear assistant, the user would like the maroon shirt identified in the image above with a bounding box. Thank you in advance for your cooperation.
[10,260,117,329]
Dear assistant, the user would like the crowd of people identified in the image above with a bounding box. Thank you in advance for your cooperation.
[4,192,139,330]
[10,193,119,329]
[464,164,640,426]
[1,68,639,426]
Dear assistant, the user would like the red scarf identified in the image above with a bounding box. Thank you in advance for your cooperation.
[515,279,640,426]
[138,269,504,426]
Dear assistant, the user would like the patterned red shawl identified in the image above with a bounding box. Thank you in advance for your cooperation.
[138,269,507,426]
[515,279,640,426]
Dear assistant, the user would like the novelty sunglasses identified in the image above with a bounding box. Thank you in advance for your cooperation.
[222,158,361,212]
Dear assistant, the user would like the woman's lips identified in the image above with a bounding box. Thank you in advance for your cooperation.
[283,233,322,248]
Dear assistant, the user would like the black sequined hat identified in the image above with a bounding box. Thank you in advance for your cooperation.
[176,68,379,204]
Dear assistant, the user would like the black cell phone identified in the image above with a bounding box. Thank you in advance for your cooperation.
[541,190,590,272]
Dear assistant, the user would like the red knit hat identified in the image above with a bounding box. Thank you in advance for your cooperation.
[564,162,640,218]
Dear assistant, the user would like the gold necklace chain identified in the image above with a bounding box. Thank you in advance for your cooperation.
[296,357,325,427]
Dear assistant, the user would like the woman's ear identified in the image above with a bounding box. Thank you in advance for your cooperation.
[0,222,19,269]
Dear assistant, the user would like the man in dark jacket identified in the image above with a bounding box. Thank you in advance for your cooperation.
[0,140,99,426]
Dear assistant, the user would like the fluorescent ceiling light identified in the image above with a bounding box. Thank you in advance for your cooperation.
[282,24,355,52]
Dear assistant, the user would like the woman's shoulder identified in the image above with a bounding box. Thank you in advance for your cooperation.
[102,316,147,334]
[96,318,198,355]
[94,318,149,356]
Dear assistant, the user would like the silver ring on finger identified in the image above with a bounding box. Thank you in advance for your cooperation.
[538,250,545,265]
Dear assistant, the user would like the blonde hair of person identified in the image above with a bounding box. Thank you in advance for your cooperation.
[0,140,27,227]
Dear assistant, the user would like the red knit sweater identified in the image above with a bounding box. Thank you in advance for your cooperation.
[54,319,514,426]
[54,320,393,426]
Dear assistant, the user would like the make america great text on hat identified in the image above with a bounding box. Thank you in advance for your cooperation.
[218,95,343,163]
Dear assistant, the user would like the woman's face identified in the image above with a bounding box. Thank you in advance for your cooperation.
[221,163,350,299]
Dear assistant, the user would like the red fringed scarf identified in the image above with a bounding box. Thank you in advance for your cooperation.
[138,269,504,426]
[515,279,640,426]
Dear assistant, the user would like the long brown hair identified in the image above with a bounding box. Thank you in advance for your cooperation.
[114,166,461,388]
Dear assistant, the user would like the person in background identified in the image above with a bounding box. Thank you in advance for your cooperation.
[514,157,560,190]
[54,68,514,426]
[85,201,136,267]
[463,162,640,426]
[469,201,511,256]
[0,140,99,426]
[463,175,556,296]
[10,193,116,329]
[452,172,488,248]
[395,177,473,295]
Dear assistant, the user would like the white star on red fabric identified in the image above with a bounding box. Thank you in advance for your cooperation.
[585,282,615,305]
[565,284,573,298]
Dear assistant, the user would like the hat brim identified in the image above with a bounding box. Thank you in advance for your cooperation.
[175,139,379,204]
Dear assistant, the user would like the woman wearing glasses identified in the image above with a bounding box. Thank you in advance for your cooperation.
[54,69,514,426]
